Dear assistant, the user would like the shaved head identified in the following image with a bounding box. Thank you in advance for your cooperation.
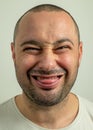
[13,4,80,43]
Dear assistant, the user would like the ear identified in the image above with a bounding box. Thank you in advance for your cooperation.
[11,42,16,61]
[78,41,83,66]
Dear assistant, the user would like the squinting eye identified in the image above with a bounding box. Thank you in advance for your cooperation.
[23,47,41,54]
[57,45,70,50]
[24,47,40,51]
[55,45,71,53]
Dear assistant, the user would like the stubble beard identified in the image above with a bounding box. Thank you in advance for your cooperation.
[22,77,75,107]
[15,65,78,107]
[23,85,65,107]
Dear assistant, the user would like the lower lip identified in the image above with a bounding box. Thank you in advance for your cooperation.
[31,76,62,90]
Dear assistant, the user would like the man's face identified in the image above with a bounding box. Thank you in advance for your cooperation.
[11,11,82,106]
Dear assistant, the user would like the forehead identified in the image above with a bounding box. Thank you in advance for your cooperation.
[20,11,74,27]
[15,11,77,43]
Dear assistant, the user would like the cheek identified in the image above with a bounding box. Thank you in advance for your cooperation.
[16,55,38,71]
[58,54,79,70]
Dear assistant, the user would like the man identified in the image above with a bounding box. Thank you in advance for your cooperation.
[0,4,93,130]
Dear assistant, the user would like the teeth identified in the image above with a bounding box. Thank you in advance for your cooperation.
[32,75,63,81]
[37,76,58,80]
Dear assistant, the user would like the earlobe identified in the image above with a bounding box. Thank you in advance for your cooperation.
[11,42,15,61]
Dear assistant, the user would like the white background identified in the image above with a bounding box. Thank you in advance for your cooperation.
[0,0,93,103]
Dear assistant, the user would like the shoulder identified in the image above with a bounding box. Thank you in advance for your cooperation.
[0,98,14,108]
[78,95,93,114]
[0,98,15,116]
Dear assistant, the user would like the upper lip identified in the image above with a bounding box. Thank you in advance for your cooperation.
[31,73,64,77]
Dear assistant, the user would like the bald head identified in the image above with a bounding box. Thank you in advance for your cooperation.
[13,4,80,43]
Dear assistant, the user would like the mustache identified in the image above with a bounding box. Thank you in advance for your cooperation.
[28,68,66,75]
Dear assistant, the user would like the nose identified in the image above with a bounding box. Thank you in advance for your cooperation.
[38,50,57,71]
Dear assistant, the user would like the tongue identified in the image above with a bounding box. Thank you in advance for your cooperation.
[37,76,59,84]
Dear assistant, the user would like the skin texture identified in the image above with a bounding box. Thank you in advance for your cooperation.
[11,11,82,128]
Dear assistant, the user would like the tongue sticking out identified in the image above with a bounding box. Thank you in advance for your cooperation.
[32,75,62,90]
[37,76,59,84]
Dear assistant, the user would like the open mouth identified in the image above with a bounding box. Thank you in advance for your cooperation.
[31,74,64,90]
[32,75,62,80]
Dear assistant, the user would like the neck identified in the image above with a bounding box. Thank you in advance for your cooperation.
[15,93,79,129]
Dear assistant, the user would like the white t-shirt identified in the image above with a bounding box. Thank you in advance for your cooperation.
[0,95,93,130]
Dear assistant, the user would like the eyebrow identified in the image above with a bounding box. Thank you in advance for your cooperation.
[20,40,41,47]
[20,38,74,47]
[54,38,74,45]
